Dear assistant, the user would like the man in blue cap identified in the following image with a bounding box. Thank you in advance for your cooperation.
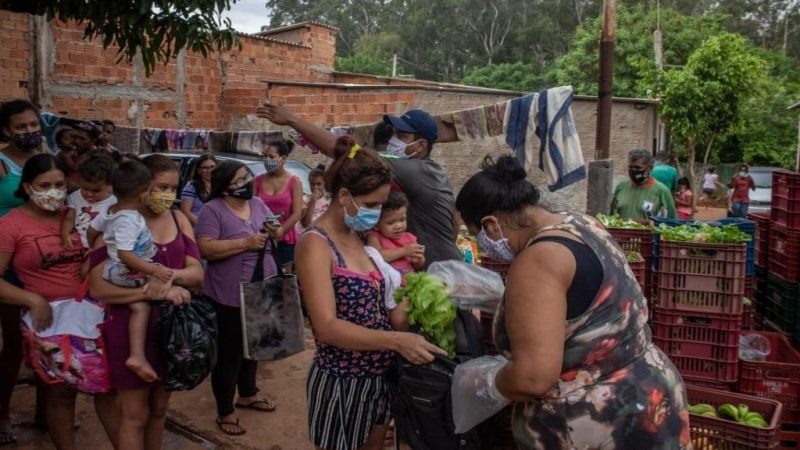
[256,104,461,268]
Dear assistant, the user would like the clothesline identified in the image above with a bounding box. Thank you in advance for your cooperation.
[42,85,586,191]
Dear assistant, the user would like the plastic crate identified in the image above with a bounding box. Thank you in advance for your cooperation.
[738,332,800,426]
[746,276,755,300]
[765,272,799,336]
[480,257,510,282]
[606,221,653,257]
[687,386,783,450]
[682,376,734,391]
[756,267,771,316]
[751,212,772,268]
[626,251,646,293]
[744,302,754,330]
[656,241,747,314]
[769,224,800,283]
[781,425,800,450]
[652,308,740,383]
[771,170,800,228]
[653,217,755,275]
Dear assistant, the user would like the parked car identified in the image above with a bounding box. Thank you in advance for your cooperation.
[140,152,313,200]
[744,167,778,214]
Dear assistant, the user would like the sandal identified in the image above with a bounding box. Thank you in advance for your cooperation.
[216,417,246,436]
[0,428,16,446]
[235,398,276,412]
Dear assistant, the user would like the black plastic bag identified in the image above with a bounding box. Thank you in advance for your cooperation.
[157,293,218,392]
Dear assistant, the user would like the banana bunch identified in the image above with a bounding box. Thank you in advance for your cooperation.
[688,403,769,428]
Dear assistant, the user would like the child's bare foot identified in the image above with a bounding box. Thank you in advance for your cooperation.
[126,356,158,382]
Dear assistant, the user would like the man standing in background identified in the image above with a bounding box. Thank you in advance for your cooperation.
[729,164,756,218]
[650,151,678,192]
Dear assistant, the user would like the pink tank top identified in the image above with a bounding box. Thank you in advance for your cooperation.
[255,174,298,245]
[366,230,417,273]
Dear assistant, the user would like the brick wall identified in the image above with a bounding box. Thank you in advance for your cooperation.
[0,11,31,100]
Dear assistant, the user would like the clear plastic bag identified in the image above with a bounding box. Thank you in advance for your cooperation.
[428,260,505,313]
[739,334,772,362]
[451,355,510,434]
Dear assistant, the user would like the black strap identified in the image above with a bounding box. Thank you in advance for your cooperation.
[249,238,284,283]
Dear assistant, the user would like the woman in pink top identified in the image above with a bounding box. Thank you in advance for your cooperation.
[366,190,425,273]
[255,140,303,271]
[674,177,694,220]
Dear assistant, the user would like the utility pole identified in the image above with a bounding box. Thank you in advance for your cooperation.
[392,54,398,77]
[587,0,617,216]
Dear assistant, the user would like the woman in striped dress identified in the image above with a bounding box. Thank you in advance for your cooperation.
[295,136,443,450]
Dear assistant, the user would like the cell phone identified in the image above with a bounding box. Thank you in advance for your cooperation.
[265,214,282,228]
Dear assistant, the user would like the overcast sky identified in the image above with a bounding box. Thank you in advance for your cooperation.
[222,0,272,34]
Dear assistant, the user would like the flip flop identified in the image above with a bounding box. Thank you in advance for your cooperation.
[0,428,16,446]
[216,417,246,436]
[235,398,276,412]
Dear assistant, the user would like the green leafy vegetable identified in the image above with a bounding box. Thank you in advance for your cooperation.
[626,252,642,262]
[597,214,648,229]
[653,223,751,244]
[394,272,456,357]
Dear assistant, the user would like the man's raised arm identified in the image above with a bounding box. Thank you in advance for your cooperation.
[255,103,339,157]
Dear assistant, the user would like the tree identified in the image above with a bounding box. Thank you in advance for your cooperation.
[457,0,514,65]
[0,0,241,76]
[659,33,766,210]
[334,32,402,76]
[461,61,550,91]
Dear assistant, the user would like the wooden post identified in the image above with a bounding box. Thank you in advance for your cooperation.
[595,0,617,160]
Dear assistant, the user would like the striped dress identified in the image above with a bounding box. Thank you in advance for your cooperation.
[304,226,395,450]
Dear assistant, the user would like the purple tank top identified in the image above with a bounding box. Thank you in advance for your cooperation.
[255,174,298,245]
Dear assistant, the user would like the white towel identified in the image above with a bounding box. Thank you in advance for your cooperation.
[539,86,586,192]
[364,246,402,310]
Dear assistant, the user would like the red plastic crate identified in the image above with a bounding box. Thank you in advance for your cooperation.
[773,208,800,230]
[606,221,654,257]
[656,241,747,314]
[626,251,646,294]
[682,376,733,391]
[768,224,800,283]
[781,426,800,449]
[744,302,754,330]
[772,170,800,228]
[746,276,755,299]
[738,332,800,426]
[480,257,510,282]
[687,386,783,450]
[652,307,740,383]
[751,212,772,268]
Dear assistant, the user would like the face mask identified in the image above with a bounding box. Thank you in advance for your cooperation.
[477,225,515,264]
[343,196,381,232]
[264,159,280,174]
[147,191,175,214]
[739,171,747,178]
[629,168,649,186]
[30,187,66,212]
[228,183,254,200]
[13,131,42,151]
[385,137,420,159]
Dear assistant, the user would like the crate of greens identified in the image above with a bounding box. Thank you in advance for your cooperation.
[625,251,646,294]
[654,223,750,314]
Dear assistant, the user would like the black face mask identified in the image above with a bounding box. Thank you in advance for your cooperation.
[629,168,649,185]
[228,183,253,200]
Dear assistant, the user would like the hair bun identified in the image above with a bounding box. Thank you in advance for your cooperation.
[315,164,326,171]
[486,155,527,182]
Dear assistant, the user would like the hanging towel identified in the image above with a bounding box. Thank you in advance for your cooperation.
[40,112,61,152]
[505,94,537,169]
[484,103,507,137]
[209,131,232,153]
[537,86,586,192]
[453,107,488,141]
[164,130,185,150]
[235,131,282,156]
[182,131,200,150]
[141,129,166,153]
[350,123,376,148]
[434,113,457,143]
[197,130,211,150]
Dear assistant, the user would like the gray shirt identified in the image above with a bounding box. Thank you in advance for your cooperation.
[384,157,461,268]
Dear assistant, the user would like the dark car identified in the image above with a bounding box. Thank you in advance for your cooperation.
[140,152,313,199]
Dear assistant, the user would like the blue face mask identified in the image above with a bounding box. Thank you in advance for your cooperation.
[264,158,280,174]
[343,196,381,232]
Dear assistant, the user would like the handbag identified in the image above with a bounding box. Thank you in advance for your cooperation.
[239,239,306,361]
[21,298,111,394]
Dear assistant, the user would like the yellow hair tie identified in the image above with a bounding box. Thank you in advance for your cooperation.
[347,144,361,159]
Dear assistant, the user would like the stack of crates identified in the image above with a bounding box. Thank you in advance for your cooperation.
[651,238,747,389]
[605,221,654,300]
[750,212,771,329]
[767,170,800,344]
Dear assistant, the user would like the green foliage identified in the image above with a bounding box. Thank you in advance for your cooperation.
[1,0,242,77]
[460,61,549,91]
[334,32,403,76]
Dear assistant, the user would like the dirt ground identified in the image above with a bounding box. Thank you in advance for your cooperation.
[692,207,729,221]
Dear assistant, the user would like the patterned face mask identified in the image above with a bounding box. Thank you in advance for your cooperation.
[30,187,67,211]
[147,191,176,214]
[477,224,516,264]
[263,158,281,174]
[12,131,42,151]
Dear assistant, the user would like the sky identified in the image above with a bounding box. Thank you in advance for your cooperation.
[222,0,272,34]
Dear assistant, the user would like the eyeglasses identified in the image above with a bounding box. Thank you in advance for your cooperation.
[230,175,254,189]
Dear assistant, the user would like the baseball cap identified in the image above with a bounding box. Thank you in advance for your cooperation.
[383,110,438,145]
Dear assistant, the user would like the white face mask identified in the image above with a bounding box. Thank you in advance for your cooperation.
[385,136,421,159]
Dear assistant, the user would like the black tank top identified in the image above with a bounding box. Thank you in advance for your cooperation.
[533,236,604,320]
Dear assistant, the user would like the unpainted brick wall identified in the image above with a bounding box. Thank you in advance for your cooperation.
[0,11,31,100]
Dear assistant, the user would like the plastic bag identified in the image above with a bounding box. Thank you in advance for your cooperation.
[428,260,505,313]
[451,355,511,434]
[739,334,771,362]
[158,294,218,392]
